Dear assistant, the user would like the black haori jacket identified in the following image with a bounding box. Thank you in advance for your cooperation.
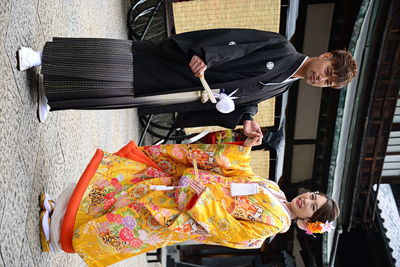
[134,29,306,129]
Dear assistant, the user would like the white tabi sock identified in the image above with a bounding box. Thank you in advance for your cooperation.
[27,50,42,66]
[32,51,42,66]
[18,47,42,70]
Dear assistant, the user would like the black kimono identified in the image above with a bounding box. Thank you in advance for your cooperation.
[42,29,305,129]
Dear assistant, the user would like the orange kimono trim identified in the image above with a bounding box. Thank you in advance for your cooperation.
[60,149,104,253]
[116,141,161,170]
[60,141,160,253]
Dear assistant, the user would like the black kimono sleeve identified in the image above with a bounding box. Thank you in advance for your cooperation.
[155,29,288,68]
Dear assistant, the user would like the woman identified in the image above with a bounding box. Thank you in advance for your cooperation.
[39,138,339,266]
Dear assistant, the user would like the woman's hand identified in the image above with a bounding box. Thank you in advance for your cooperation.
[189,55,207,77]
[243,120,263,146]
[188,178,206,195]
[243,136,262,147]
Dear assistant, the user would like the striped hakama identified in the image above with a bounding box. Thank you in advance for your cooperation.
[42,38,135,110]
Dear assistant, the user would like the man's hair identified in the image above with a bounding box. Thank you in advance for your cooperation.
[310,192,340,223]
[330,50,358,88]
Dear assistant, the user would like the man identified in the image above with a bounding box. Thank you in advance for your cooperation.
[17,29,357,144]
[135,29,357,143]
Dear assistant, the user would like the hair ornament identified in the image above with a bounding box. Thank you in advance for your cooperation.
[297,219,334,237]
[304,221,335,236]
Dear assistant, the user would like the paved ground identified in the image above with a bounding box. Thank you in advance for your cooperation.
[0,1,150,266]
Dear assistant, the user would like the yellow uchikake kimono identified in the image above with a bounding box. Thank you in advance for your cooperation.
[67,142,291,266]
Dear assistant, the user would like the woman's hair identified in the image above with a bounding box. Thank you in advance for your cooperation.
[330,50,358,89]
[309,192,340,223]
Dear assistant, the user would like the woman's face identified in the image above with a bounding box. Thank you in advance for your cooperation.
[289,192,328,219]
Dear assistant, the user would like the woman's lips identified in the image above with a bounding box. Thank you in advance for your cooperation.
[297,198,302,208]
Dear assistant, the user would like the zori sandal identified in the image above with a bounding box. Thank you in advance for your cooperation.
[40,210,53,252]
[39,193,55,214]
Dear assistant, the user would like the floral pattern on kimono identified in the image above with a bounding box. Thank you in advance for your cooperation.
[73,152,201,267]
[140,144,255,183]
[175,168,291,249]
[71,143,291,267]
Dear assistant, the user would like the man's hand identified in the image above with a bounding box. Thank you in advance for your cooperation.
[243,120,263,146]
[189,55,207,77]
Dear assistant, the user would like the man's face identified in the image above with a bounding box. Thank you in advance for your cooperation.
[303,53,339,88]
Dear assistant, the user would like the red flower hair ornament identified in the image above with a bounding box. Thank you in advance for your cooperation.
[297,219,335,237]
